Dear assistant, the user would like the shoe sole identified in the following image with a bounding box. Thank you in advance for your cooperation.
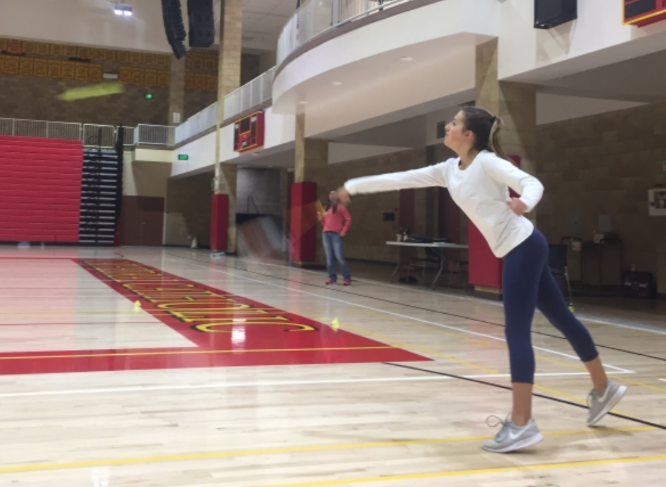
[587,384,627,426]
[482,432,544,454]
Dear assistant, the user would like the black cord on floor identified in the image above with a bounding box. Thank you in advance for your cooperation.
[384,362,666,431]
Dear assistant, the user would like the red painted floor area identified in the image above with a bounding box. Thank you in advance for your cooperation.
[0,259,429,375]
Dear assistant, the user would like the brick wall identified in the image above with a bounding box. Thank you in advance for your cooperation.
[0,53,257,126]
[184,90,218,120]
[308,144,457,264]
[536,102,666,293]
[0,73,170,126]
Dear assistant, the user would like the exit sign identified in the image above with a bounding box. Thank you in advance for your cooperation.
[178,154,189,160]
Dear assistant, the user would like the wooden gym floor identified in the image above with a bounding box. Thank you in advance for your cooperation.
[0,247,664,486]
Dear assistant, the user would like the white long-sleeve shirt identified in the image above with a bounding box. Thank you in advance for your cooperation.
[344,150,544,258]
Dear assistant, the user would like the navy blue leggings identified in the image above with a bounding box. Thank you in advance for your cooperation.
[502,230,599,384]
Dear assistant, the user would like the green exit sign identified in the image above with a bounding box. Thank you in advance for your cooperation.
[178,154,189,160]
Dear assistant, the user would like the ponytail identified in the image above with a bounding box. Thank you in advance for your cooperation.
[488,116,508,160]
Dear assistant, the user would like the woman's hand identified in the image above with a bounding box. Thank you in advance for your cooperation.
[506,198,528,216]
[337,186,351,205]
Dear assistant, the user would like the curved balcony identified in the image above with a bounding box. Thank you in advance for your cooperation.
[277,0,413,66]
[273,0,498,137]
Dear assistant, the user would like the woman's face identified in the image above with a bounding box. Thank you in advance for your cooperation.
[329,191,337,202]
[444,110,472,154]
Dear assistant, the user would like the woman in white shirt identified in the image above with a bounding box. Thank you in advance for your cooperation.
[337,107,626,453]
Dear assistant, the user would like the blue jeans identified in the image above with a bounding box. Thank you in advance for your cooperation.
[322,232,351,282]
[502,229,598,384]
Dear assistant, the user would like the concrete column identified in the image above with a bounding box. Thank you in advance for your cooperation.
[476,39,537,188]
[212,0,243,253]
[294,113,328,184]
[168,55,185,126]
[291,112,328,265]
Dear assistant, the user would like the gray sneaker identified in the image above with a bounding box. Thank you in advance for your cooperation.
[587,379,627,426]
[482,416,544,453]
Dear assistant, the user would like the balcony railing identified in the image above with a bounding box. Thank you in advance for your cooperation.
[134,124,175,146]
[0,118,82,141]
[174,66,276,146]
[223,67,275,122]
[174,102,218,145]
[0,118,171,148]
[277,0,411,65]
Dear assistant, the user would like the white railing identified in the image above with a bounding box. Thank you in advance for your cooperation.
[119,126,135,147]
[135,124,175,146]
[173,66,276,145]
[277,0,410,65]
[83,124,116,148]
[174,102,218,145]
[0,118,82,140]
[223,66,275,122]
[0,118,175,148]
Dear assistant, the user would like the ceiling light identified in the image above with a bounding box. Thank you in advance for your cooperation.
[298,101,308,105]
[400,56,413,62]
[113,4,133,17]
[331,81,342,86]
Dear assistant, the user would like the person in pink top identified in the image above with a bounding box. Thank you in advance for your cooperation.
[317,190,352,285]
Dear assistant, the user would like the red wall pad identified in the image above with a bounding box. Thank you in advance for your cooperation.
[467,221,503,290]
[210,194,229,251]
[290,182,318,263]
[0,136,83,243]
[467,155,522,292]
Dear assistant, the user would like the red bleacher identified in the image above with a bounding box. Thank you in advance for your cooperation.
[0,136,83,243]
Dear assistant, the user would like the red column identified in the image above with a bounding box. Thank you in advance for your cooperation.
[210,194,229,251]
[467,155,522,291]
[290,182,317,262]
[468,221,503,289]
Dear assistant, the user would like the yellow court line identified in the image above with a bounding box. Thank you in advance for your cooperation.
[610,375,666,395]
[246,454,666,487]
[0,346,395,361]
[0,426,654,475]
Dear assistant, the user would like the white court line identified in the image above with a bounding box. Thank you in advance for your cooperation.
[0,372,621,399]
[175,258,634,375]
[206,254,666,337]
[574,314,666,336]
[0,376,451,398]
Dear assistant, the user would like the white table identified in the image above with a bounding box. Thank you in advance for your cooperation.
[386,241,469,289]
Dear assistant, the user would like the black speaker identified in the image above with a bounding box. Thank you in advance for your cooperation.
[188,0,215,48]
[161,0,187,59]
[534,0,577,29]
